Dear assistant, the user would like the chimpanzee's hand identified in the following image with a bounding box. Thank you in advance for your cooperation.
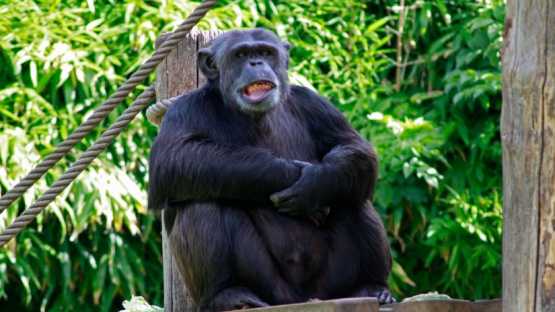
[270,162,335,220]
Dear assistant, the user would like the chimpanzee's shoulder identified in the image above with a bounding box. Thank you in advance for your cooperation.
[165,84,221,118]
[159,85,223,133]
[289,84,320,100]
[288,84,341,116]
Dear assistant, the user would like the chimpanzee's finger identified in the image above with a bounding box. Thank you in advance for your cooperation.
[270,188,295,206]
[292,160,312,168]
[276,198,303,215]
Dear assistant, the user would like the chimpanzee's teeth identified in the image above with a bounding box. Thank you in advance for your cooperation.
[245,81,273,95]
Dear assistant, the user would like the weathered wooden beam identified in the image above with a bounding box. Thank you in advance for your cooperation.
[501,0,555,311]
[227,298,501,312]
[155,29,221,312]
[231,298,379,312]
[471,299,502,312]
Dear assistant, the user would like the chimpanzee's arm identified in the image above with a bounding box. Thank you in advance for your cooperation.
[271,86,377,213]
[319,134,377,206]
[148,101,301,210]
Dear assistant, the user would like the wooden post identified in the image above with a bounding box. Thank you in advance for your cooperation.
[155,29,221,312]
[501,1,555,311]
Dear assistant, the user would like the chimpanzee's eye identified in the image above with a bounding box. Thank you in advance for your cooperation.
[261,50,272,57]
[236,51,246,58]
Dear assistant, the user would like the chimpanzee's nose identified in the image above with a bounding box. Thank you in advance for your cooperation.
[249,60,263,66]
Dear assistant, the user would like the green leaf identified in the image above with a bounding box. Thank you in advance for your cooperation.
[29,61,38,87]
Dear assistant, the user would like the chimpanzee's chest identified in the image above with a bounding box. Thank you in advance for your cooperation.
[254,108,319,162]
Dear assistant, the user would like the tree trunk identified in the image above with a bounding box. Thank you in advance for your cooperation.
[501,1,555,311]
[155,29,221,312]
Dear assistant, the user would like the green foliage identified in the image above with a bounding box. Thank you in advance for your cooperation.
[0,0,168,310]
[0,0,504,310]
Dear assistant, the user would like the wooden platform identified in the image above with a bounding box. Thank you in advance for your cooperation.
[230,298,502,312]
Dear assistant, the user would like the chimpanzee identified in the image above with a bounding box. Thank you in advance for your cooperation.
[148,28,394,311]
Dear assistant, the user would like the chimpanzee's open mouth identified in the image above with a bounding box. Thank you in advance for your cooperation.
[242,80,275,102]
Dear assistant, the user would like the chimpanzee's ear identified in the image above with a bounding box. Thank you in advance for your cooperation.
[282,42,291,69]
[198,48,219,80]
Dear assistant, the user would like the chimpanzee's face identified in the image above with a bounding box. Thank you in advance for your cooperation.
[198,29,290,114]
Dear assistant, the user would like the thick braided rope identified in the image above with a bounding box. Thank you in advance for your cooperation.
[146,96,179,125]
[0,0,218,215]
[0,87,156,246]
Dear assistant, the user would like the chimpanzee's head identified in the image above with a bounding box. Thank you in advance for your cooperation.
[198,28,290,114]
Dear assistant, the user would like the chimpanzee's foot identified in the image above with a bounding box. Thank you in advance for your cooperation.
[371,288,396,305]
[208,287,269,311]
[351,286,397,305]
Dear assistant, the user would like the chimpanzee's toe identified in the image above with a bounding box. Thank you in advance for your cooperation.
[210,287,269,311]
[353,286,397,305]
[375,289,396,304]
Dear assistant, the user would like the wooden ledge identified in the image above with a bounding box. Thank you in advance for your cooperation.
[382,298,501,312]
[231,298,379,312]
[229,298,501,312]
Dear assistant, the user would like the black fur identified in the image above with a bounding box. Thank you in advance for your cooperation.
[148,28,394,311]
